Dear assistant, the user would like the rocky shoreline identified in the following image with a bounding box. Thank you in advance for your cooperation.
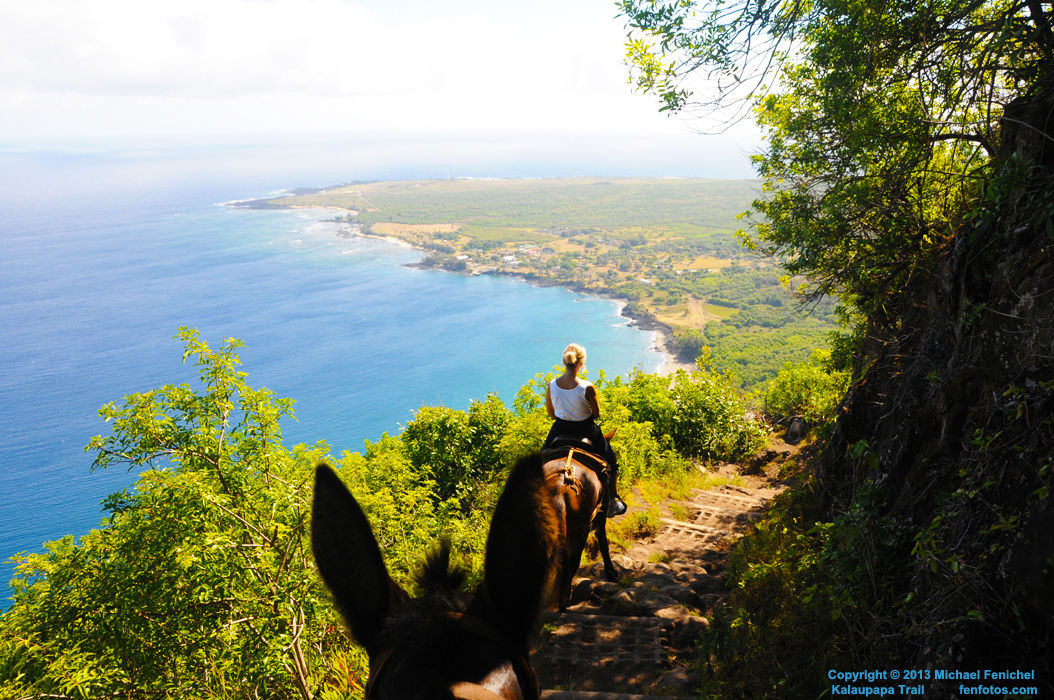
[405,259,693,375]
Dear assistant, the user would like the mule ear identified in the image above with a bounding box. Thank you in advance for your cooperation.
[311,463,405,649]
[469,453,560,649]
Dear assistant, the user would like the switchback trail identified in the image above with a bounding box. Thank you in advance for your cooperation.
[531,441,797,699]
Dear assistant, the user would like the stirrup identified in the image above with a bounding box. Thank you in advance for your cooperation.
[607,497,627,517]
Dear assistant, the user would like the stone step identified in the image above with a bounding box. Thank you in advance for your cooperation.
[655,521,725,547]
[659,517,731,536]
[689,488,769,509]
[536,613,673,666]
[540,612,676,625]
[676,501,763,518]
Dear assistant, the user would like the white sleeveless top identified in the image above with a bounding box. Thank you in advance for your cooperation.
[550,379,592,421]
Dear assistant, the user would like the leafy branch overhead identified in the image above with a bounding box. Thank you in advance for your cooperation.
[621,0,1054,318]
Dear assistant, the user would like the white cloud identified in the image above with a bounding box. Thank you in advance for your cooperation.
[0,1,628,99]
[0,0,763,163]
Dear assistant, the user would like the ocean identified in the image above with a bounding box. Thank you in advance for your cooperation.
[0,145,663,600]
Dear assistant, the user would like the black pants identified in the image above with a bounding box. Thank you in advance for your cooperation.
[544,417,620,499]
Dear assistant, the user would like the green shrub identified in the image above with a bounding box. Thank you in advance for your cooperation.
[625,371,677,436]
[466,394,512,477]
[764,350,850,421]
[401,405,475,502]
[497,411,551,470]
[667,367,767,460]
[621,360,765,462]
[399,395,511,506]
[610,420,689,486]
[674,329,707,360]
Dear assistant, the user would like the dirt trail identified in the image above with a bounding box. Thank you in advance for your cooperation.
[652,296,714,332]
[531,442,797,698]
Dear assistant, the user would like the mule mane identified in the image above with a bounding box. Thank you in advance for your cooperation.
[414,540,468,595]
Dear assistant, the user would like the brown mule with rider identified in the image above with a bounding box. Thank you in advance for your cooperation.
[541,343,626,610]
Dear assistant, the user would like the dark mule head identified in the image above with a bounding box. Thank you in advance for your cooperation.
[311,453,560,700]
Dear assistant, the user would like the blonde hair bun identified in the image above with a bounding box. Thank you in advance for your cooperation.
[562,343,587,368]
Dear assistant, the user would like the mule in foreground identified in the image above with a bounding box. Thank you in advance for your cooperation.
[311,454,560,700]
[542,435,619,612]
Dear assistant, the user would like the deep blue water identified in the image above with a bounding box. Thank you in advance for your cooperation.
[0,147,662,601]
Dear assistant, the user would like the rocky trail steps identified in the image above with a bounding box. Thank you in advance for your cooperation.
[530,443,797,699]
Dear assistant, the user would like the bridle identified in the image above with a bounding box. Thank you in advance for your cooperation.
[363,612,539,700]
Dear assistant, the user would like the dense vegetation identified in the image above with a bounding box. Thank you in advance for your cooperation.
[0,329,764,698]
[267,178,757,242]
[623,0,1054,692]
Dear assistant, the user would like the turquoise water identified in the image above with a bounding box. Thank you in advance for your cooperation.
[0,148,662,599]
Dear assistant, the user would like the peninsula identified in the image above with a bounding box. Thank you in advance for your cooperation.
[245,177,837,388]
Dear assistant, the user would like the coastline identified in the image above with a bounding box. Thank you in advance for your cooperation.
[410,259,691,375]
[228,200,691,375]
[361,233,416,248]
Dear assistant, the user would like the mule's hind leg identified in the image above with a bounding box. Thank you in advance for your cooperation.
[594,514,619,582]
[559,528,592,612]
[558,549,574,612]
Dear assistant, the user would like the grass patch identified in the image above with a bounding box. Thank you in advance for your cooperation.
[371,222,460,236]
[693,469,748,491]
[703,303,740,318]
[636,467,747,505]
[460,226,554,244]
[673,255,733,270]
[607,509,662,550]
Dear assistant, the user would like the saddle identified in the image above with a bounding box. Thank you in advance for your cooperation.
[541,435,609,479]
[542,437,610,526]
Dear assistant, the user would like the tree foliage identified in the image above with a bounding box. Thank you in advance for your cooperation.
[620,0,1054,320]
[400,395,511,506]
[612,352,767,460]
[673,328,706,360]
[0,329,355,699]
[763,349,852,421]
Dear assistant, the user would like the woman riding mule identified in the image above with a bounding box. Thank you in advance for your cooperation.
[544,343,627,518]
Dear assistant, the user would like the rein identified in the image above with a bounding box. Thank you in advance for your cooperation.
[364,612,539,700]
[545,449,584,494]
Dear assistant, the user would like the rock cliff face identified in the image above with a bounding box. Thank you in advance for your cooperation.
[819,86,1054,686]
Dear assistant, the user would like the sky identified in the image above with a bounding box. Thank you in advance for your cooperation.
[0,0,763,177]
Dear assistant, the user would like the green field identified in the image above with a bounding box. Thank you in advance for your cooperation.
[270,177,760,241]
[703,303,739,318]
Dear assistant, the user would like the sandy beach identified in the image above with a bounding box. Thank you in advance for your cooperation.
[652,329,695,376]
